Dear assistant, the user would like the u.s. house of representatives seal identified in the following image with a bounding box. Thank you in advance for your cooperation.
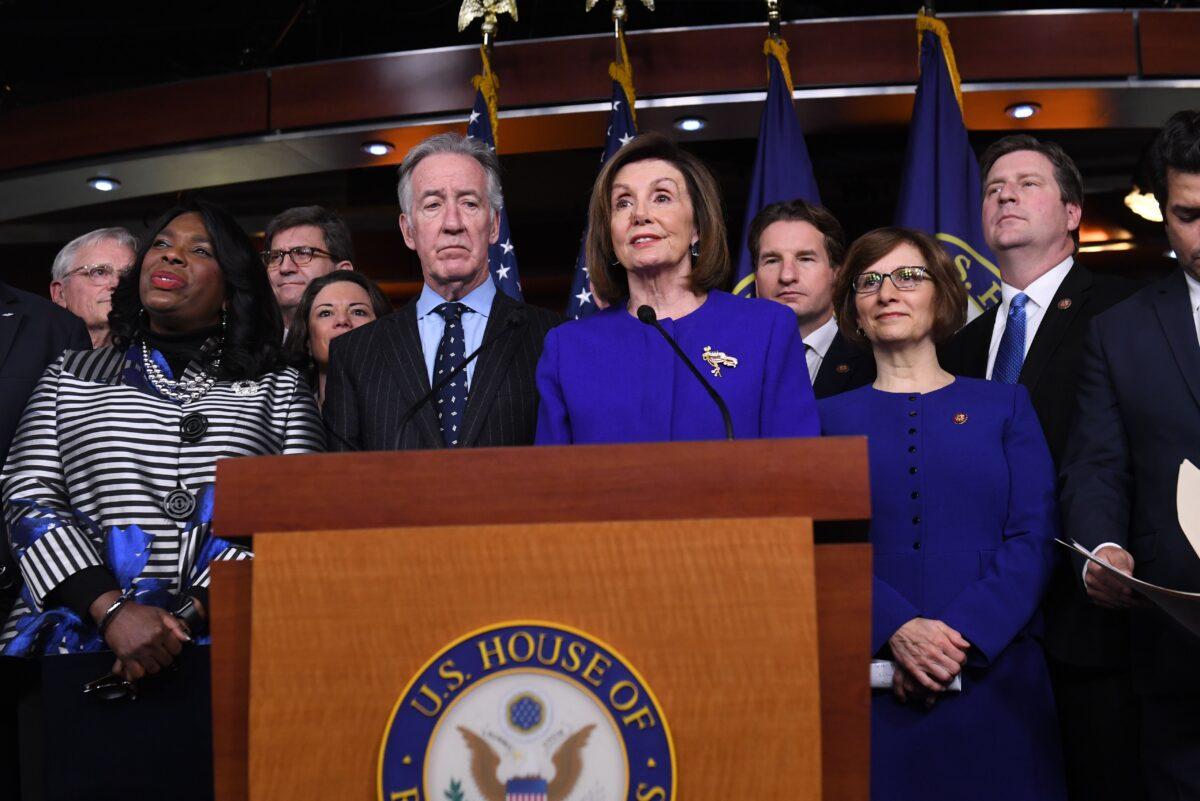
[378,621,675,801]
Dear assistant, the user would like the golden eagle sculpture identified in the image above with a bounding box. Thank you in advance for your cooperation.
[458,0,519,34]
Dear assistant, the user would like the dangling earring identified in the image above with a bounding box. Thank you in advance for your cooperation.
[220,307,228,337]
[690,241,700,259]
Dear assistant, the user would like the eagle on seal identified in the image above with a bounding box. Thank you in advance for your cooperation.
[458,724,595,801]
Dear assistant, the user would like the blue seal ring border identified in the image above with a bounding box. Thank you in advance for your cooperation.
[378,620,676,801]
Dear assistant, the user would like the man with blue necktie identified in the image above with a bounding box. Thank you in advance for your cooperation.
[940,135,1138,801]
[323,133,559,450]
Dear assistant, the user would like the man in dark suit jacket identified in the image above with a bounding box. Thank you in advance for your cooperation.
[1061,111,1200,801]
[324,133,558,451]
[940,135,1139,801]
[0,279,89,800]
[749,198,875,400]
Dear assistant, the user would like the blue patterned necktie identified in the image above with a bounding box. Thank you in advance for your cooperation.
[433,302,469,446]
[992,292,1028,384]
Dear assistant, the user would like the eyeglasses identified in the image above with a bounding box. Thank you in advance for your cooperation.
[851,266,931,295]
[66,264,131,285]
[260,246,333,269]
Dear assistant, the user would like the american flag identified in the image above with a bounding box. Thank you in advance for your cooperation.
[505,778,548,801]
[466,82,523,301]
[566,79,638,319]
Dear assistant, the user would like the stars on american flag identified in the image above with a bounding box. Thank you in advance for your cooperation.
[567,80,637,319]
[465,89,522,300]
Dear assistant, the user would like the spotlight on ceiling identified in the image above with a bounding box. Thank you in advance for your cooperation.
[673,117,707,133]
[361,141,395,156]
[1124,187,1163,223]
[86,176,121,192]
[1004,102,1041,121]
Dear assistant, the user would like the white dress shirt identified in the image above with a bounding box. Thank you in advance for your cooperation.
[802,315,839,384]
[985,257,1074,380]
[1186,270,1200,347]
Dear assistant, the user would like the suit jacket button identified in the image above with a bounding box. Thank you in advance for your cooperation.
[164,489,196,521]
[180,412,208,443]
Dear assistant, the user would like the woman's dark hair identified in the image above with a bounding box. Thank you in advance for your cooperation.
[110,197,287,380]
[585,132,730,304]
[283,270,393,387]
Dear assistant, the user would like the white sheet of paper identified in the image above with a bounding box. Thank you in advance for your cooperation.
[1178,459,1200,562]
[1058,539,1200,638]
[870,660,962,692]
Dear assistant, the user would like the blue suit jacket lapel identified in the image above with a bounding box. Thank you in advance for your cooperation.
[1153,270,1200,410]
[386,302,443,449]
[460,293,521,446]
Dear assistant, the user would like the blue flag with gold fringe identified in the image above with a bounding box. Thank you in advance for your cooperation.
[895,11,1000,313]
[466,47,523,301]
[732,38,822,299]
[567,40,639,319]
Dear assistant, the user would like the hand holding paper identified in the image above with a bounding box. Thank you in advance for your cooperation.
[1084,545,1141,610]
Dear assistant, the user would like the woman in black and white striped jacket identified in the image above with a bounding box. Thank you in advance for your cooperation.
[1,199,325,680]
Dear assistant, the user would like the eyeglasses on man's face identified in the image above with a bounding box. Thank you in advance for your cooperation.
[851,266,931,295]
[260,246,333,269]
[66,264,131,285]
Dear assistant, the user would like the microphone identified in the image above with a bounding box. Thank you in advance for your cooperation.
[395,308,529,448]
[636,305,734,441]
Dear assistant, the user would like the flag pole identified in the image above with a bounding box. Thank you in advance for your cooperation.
[766,0,781,40]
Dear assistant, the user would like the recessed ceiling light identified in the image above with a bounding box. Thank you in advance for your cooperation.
[673,117,707,133]
[1004,102,1041,121]
[1124,187,1163,223]
[87,176,121,192]
[361,141,394,156]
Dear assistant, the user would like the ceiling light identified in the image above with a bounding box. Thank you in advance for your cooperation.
[1004,102,1041,121]
[1124,187,1163,223]
[673,117,707,133]
[87,176,121,192]
[1078,241,1135,254]
[361,141,394,156]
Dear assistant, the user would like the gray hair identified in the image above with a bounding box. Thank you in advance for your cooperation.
[396,133,504,216]
[51,227,139,281]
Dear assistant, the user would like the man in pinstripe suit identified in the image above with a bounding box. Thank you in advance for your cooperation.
[324,133,559,450]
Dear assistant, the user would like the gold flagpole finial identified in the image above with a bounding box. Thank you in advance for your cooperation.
[766,0,781,39]
[459,0,519,51]
[586,0,653,57]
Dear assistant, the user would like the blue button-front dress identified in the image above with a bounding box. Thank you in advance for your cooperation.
[819,378,1067,801]
[535,290,819,444]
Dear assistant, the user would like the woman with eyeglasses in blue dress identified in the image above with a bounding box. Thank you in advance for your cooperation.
[817,227,1066,801]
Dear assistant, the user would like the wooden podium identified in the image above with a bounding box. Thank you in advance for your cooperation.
[209,438,871,801]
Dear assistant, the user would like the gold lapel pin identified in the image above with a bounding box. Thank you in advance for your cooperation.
[953,412,968,425]
[702,346,738,378]
[835,363,850,374]
[1057,298,1072,310]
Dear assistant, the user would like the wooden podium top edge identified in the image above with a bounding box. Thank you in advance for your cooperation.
[213,436,870,537]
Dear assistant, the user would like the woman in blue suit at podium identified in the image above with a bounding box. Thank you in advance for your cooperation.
[817,228,1066,801]
[535,133,818,444]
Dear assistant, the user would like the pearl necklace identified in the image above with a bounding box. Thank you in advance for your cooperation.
[140,340,221,404]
